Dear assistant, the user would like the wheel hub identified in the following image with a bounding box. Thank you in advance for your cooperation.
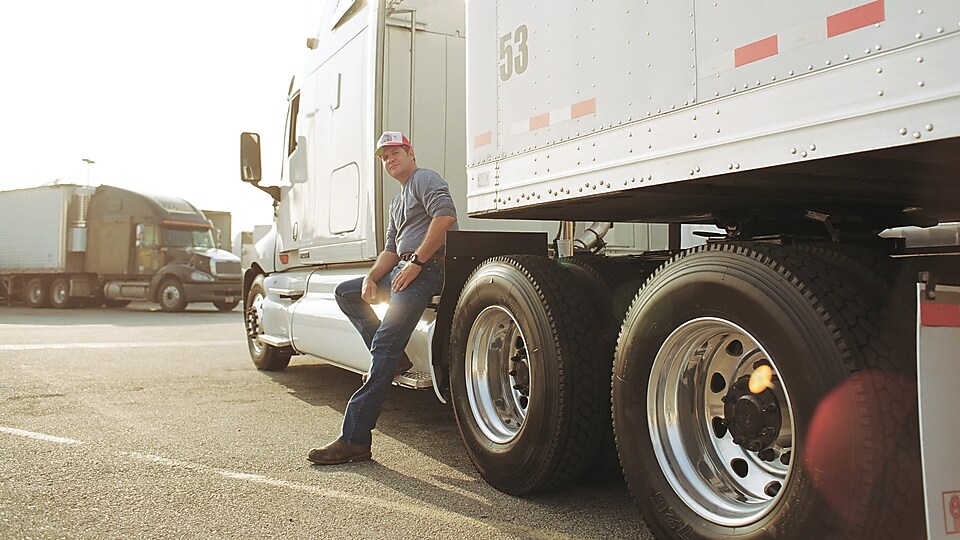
[723,375,782,452]
[246,294,265,354]
[647,318,794,526]
[509,337,531,409]
[466,306,530,444]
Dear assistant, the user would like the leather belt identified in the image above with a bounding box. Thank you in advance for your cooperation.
[400,253,444,262]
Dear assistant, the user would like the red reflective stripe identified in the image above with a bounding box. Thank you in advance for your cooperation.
[530,113,550,130]
[474,131,492,148]
[920,301,960,327]
[735,35,779,67]
[571,98,596,118]
[827,0,885,38]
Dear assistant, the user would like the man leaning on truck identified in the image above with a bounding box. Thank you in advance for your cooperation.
[307,131,458,465]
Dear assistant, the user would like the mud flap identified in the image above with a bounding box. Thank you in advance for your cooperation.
[917,282,960,539]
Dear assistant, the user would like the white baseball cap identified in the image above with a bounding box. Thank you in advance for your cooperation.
[375,131,412,156]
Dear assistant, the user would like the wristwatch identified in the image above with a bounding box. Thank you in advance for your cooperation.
[409,254,425,266]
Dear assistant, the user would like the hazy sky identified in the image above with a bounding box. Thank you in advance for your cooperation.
[0,1,313,236]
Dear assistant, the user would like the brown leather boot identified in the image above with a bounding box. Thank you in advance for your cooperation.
[307,439,372,465]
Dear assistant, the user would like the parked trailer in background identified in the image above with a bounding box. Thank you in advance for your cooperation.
[203,209,233,252]
[0,184,242,312]
[239,1,960,538]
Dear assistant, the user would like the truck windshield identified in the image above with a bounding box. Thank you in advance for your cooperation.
[160,227,216,250]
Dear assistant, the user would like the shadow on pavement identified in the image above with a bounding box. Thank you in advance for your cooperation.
[265,361,644,539]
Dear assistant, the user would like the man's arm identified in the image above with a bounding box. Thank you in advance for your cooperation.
[391,215,457,293]
[412,215,457,261]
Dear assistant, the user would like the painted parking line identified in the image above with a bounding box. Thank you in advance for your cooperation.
[0,341,239,351]
[126,451,497,528]
[0,426,82,445]
[0,425,560,538]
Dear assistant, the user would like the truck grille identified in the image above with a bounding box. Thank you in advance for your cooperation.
[213,260,242,277]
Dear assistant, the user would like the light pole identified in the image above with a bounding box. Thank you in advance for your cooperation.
[81,158,95,186]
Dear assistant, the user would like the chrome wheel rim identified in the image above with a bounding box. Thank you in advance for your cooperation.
[465,305,531,444]
[161,285,181,308]
[28,282,43,304]
[52,283,67,304]
[246,291,265,356]
[648,317,794,526]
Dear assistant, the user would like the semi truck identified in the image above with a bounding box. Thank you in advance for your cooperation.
[238,1,960,538]
[0,184,243,312]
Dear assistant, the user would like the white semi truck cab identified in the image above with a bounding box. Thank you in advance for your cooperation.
[239,1,960,538]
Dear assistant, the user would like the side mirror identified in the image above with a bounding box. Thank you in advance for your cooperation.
[289,136,309,184]
[240,132,262,183]
[135,224,144,248]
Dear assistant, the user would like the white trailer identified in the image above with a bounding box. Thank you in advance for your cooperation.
[239,1,960,538]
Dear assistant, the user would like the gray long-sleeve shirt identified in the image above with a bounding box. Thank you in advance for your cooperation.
[384,168,458,256]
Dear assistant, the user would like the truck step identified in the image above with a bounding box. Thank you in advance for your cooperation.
[393,370,432,390]
[258,334,292,348]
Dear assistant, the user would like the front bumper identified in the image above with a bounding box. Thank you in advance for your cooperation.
[183,281,242,303]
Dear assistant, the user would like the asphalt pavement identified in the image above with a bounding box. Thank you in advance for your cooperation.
[0,303,652,539]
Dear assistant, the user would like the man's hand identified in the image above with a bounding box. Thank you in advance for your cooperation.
[361,275,378,303]
[392,262,422,292]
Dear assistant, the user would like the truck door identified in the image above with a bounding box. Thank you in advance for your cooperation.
[276,91,303,265]
[134,224,163,275]
[290,0,379,265]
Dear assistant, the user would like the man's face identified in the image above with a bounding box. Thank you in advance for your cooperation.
[379,145,415,182]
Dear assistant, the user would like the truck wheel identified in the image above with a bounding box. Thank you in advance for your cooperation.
[558,254,660,482]
[245,274,291,371]
[157,279,188,312]
[49,278,75,309]
[560,253,659,328]
[448,255,607,494]
[213,299,240,312]
[613,242,921,540]
[24,277,49,308]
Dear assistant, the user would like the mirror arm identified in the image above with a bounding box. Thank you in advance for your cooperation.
[252,183,281,202]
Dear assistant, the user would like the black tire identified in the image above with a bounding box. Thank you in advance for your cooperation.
[24,277,49,308]
[558,254,661,483]
[157,279,188,312]
[613,242,923,540]
[796,242,916,364]
[791,243,923,535]
[49,277,75,309]
[448,255,608,495]
[213,299,240,312]
[559,254,660,343]
[245,274,291,371]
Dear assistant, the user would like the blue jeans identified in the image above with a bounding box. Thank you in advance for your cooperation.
[334,259,444,445]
